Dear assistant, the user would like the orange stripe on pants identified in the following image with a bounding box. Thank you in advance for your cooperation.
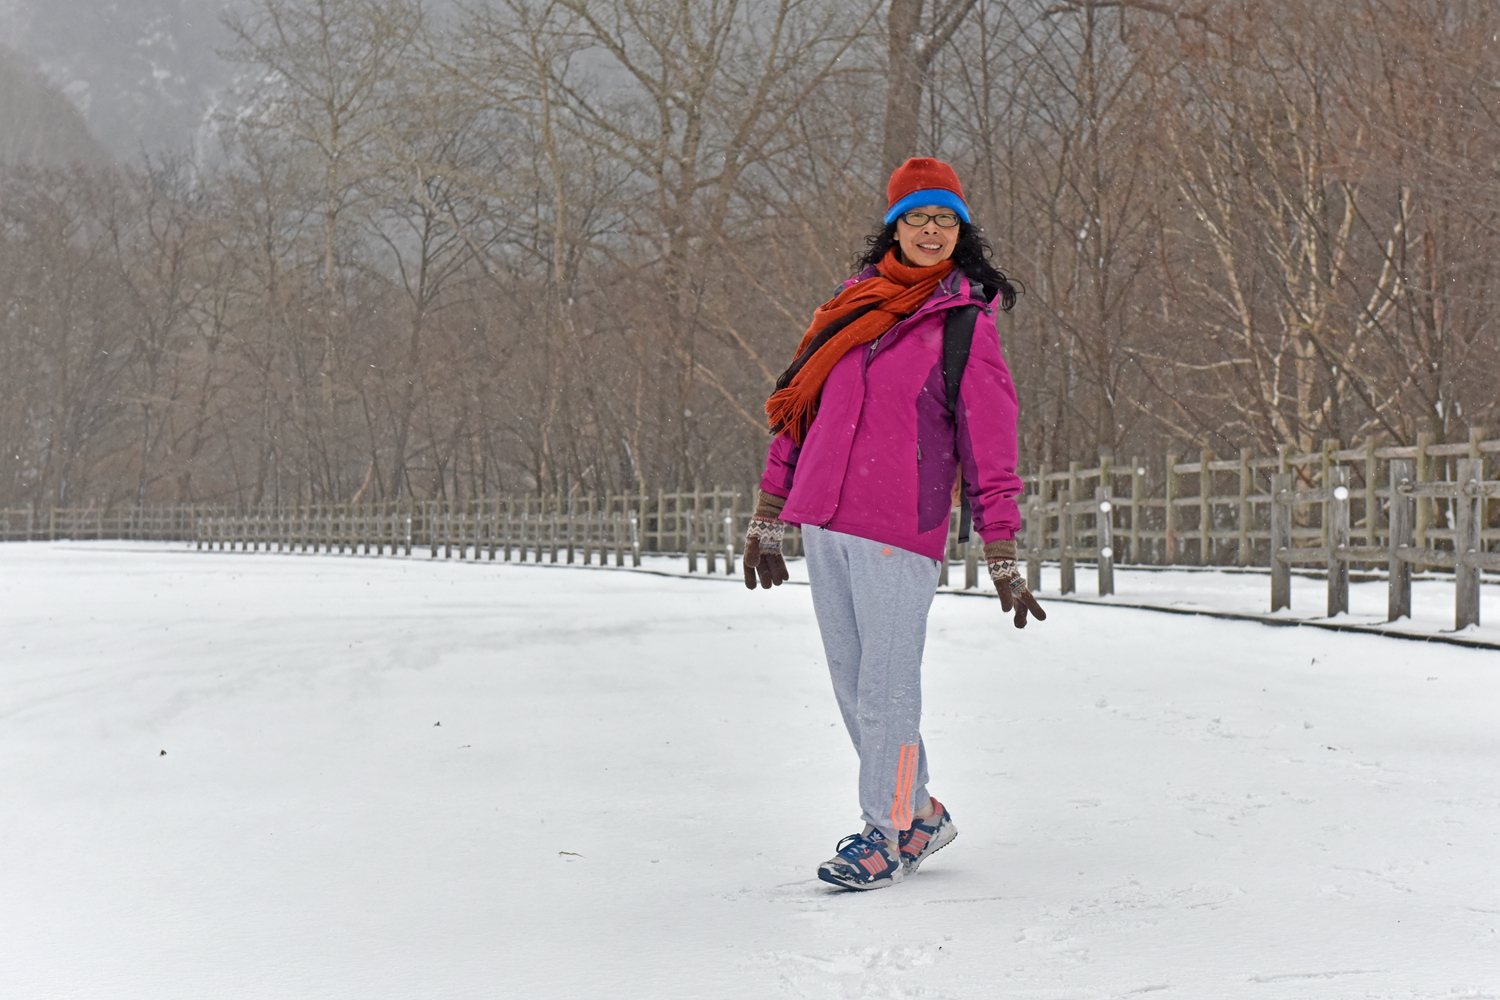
[890,743,919,833]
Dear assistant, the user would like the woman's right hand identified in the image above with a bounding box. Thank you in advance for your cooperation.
[744,491,791,589]
[744,519,789,589]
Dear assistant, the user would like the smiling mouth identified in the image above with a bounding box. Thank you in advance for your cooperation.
[916,242,944,253]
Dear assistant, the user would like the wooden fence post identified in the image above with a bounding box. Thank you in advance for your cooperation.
[1096,485,1114,597]
[1198,446,1214,566]
[723,513,735,576]
[704,508,714,571]
[651,490,661,555]
[524,499,533,564]
[1387,458,1413,621]
[550,497,561,564]
[964,529,979,589]
[533,499,543,563]
[1270,472,1292,612]
[1237,447,1253,566]
[1098,452,1113,532]
[1164,452,1179,564]
[1025,496,1043,593]
[705,511,718,574]
[1320,439,1338,553]
[1327,465,1350,617]
[1130,457,1144,564]
[532,498,542,563]
[1060,488,1076,595]
[587,496,598,565]
[564,501,575,565]
[1068,460,1081,535]
[525,501,535,563]
[1455,458,1481,630]
[630,511,642,567]
[426,501,436,558]
[487,501,498,561]
[937,511,951,587]
[730,491,741,570]
[1414,431,1433,550]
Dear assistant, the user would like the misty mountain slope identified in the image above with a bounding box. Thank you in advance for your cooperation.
[0,0,233,158]
[0,44,109,165]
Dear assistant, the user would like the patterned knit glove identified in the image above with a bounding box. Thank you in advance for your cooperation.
[744,491,791,589]
[985,539,1047,628]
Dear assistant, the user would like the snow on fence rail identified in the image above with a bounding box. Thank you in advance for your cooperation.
[3,430,1497,624]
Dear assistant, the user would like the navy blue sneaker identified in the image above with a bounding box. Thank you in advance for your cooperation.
[899,797,957,874]
[817,827,904,890]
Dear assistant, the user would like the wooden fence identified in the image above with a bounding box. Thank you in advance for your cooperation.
[1020,429,1500,628]
[4,430,1496,625]
[0,504,203,542]
[1,491,763,575]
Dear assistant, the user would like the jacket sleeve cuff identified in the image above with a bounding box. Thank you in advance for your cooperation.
[978,525,1016,548]
[983,538,1016,561]
[754,490,788,521]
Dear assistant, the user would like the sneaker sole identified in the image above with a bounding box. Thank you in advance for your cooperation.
[904,824,957,875]
[816,865,904,891]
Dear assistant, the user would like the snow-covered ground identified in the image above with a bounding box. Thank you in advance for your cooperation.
[2,542,1498,999]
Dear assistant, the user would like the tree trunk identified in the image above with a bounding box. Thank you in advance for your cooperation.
[883,0,925,177]
[882,0,979,177]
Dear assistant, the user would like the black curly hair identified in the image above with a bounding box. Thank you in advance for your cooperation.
[854,221,1019,311]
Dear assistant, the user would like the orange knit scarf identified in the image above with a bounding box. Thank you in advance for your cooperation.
[765,250,953,442]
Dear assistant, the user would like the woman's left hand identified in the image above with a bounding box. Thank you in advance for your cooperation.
[984,540,1047,628]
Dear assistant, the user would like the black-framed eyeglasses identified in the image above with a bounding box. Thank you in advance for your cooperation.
[898,211,960,228]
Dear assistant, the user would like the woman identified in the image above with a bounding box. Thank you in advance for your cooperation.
[743,157,1046,891]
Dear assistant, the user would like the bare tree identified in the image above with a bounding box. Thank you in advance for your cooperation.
[882,0,979,174]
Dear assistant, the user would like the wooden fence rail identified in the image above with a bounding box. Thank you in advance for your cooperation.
[4,431,1496,625]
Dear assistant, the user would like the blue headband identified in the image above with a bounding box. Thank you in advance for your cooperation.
[884,189,971,225]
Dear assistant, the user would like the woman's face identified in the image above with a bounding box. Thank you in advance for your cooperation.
[894,206,960,267]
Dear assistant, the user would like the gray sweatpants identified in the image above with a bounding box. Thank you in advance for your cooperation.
[803,525,940,843]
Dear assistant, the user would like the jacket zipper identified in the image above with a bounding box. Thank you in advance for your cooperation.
[868,285,967,364]
[834,337,883,528]
[837,288,965,524]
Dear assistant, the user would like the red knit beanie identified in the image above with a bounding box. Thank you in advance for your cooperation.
[884,157,970,224]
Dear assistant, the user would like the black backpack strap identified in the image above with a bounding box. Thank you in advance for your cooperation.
[942,304,978,413]
[942,302,981,543]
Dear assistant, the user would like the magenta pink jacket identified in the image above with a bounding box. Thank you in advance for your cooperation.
[760,268,1023,561]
